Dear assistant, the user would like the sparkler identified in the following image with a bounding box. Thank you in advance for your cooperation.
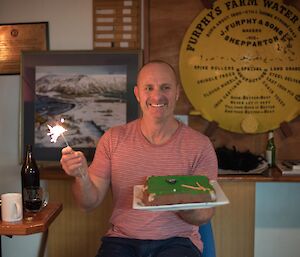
[47,118,87,179]
[47,118,69,146]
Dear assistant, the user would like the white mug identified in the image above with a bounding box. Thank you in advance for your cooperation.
[1,193,23,222]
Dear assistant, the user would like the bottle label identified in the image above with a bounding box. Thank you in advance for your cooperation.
[266,150,272,165]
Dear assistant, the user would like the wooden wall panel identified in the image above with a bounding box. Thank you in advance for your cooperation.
[212,182,255,257]
[47,180,113,257]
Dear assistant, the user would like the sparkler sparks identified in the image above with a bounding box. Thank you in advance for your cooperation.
[47,124,67,143]
[47,118,87,179]
[47,118,69,146]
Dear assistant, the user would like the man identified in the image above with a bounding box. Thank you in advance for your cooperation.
[60,61,218,257]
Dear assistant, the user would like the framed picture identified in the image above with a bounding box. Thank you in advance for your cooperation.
[0,22,49,75]
[20,50,142,163]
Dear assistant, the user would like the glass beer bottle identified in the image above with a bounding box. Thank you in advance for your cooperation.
[266,131,276,167]
[21,144,41,211]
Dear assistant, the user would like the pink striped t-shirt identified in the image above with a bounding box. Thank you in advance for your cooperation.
[88,119,218,252]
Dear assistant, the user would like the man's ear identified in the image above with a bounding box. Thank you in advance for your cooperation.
[175,83,180,101]
[134,86,140,102]
[176,86,180,101]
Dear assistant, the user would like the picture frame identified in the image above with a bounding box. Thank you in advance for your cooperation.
[0,22,49,75]
[20,50,142,163]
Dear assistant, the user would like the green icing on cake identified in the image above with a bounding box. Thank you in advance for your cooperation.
[147,175,214,195]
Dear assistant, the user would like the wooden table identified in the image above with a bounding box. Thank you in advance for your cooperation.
[0,202,62,257]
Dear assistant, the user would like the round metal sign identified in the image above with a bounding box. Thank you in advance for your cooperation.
[179,0,300,133]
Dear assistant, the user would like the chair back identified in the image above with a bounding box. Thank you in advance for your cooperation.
[199,221,216,257]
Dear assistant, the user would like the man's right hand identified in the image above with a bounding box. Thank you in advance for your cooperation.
[60,146,88,178]
[60,146,110,211]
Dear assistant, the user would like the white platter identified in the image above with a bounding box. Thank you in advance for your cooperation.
[132,181,229,211]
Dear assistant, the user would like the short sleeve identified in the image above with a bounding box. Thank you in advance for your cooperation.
[88,129,113,180]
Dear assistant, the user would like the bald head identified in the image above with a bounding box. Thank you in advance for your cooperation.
[136,61,178,86]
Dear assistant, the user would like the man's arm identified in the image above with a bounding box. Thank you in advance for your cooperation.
[72,173,110,211]
[60,146,110,211]
[177,136,218,226]
[177,207,215,226]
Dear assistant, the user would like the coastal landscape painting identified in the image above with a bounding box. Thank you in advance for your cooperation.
[21,51,140,161]
[35,65,127,148]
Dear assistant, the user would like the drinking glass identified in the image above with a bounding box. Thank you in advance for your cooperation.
[23,187,48,212]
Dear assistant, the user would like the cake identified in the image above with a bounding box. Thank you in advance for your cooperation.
[142,175,216,206]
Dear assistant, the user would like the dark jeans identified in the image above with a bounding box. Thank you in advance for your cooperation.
[95,236,202,257]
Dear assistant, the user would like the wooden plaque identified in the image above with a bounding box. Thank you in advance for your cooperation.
[0,22,49,75]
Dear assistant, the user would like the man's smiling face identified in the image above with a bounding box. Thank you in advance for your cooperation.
[134,62,179,122]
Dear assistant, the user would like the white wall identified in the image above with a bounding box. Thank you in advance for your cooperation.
[255,183,300,257]
[0,1,92,256]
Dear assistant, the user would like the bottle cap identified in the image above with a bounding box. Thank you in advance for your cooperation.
[268,131,274,140]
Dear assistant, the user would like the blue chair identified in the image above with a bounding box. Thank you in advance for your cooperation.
[199,221,216,257]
